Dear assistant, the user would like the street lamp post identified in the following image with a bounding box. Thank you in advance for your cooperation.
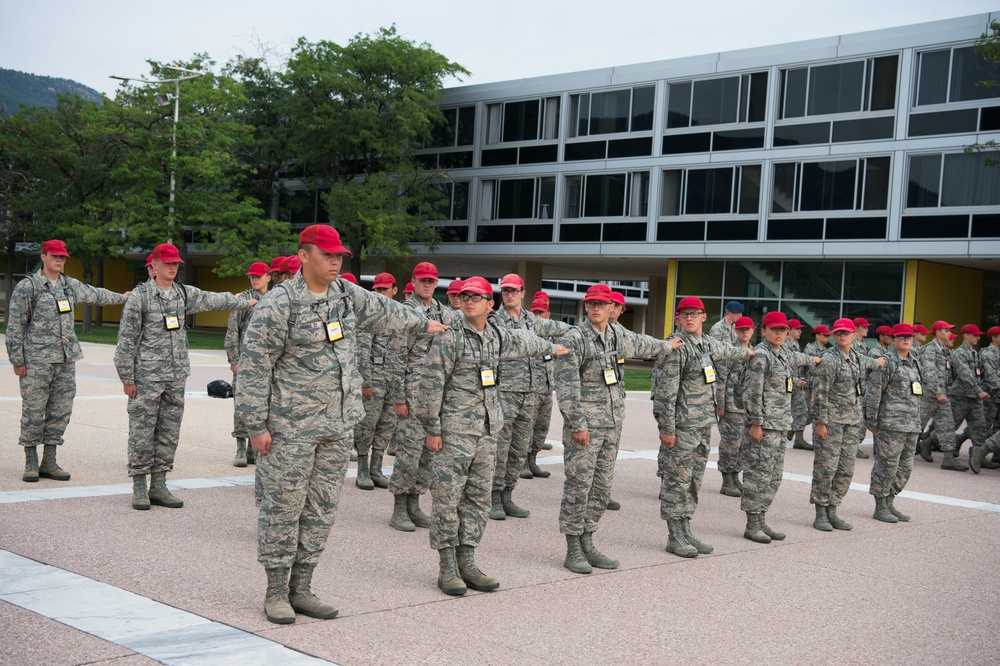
[110,66,204,243]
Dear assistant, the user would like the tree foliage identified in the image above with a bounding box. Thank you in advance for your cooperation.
[967,19,1000,165]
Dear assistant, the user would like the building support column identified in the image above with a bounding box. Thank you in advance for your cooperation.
[646,260,675,338]
[518,260,544,301]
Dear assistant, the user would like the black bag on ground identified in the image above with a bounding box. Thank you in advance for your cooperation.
[207,380,234,398]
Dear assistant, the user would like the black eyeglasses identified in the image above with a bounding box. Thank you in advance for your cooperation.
[458,293,489,302]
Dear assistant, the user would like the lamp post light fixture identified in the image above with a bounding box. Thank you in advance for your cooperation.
[110,66,204,242]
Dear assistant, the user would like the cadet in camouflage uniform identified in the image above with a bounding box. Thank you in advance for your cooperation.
[785,319,815,451]
[6,239,129,482]
[793,324,831,452]
[715,316,756,497]
[556,284,683,574]
[809,319,884,531]
[115,243,253,511]
[741,311,819,544]
[709,300,743,346]
[864,323,922,523]
[446,279,464,310]
[225,262,271,467]
[653,296,752,559]
[981,327,1000,439]
[948,324,991,461]
[353,272,400,490]
[386,262,462,532]
[917,321,965,470]
[520,291,558,480]
[236,225,441,624]
[411,277,566,596]
[488,273,571,520]
[849,317,877,459]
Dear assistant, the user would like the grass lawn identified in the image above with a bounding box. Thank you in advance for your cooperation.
[623,366,652,391]
[0,322,225,350]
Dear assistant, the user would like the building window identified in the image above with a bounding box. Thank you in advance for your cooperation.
[432,181,469,221]
[570,86,655,137]
[479,177,555,220]
[661,165,761,216]
[430,106,476,147]
[484,97,560,144]
[772,157,890,213]
[565,172,649,218]
[915,46,1000,106]
[667,72,767,129]
[906,152,1000,207]
[780,56,898,118]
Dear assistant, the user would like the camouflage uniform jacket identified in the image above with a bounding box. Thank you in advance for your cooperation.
[489,307,571,394]
[949,344,984,398]
[811,347,882,426]
[6,270,127,365]
[980,345,1000,402]
[224,288,257,365]
[744,342,814,431]
[800,341,829,381]
[782,337,800,354]
[652,331,750,434]
[864,347,922,433]
[919,339,951,397]
[412,319,559,438]
[114,280,249,385]
[714,347,752,415]
[385,297,461,405]
[709,319,738,346]
[234,274,429,440]
[556,321,672,432]
[870,344,893,360]
[358,330,394,388]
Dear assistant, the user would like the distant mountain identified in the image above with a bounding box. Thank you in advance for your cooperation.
[0,68,103,116]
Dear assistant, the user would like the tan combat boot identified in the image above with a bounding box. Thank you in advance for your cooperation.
[719,472,741,497]
[760,513,786,540]
[456,545,500,591]
[233,438,248,467]
[813,505,833,531]
[39,444,70,480]
[289,562,338,619]
[389,494,415,532]
[489,490,506,521]
[437,548,467,595]
[369,452,389,488]
[148,472,183,508]
[501,487,530,518]
[406,494,430,528]
[264,567,295,624]
[873,496,898,523]
[132,475,150,511]
[683,518,714,554]
[355,453,374,490]
[666,518,698,557]
[563,534,593,573]
[22,446,39,482]
[743,512,771,543]
[580,532,620,568]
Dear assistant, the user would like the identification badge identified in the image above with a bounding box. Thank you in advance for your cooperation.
[975,367,982,377]
[325,320,343,342]
[480,368,496,387]
[912,381,923,396]
[56,299,72,313]
[604,369,618,385]
[946,361,951,370]
[617,357,625,365]
[786,377,794,393]
[856,382,862,396]
[164,315,180,330]
[542,354,553,363]
[704,367,717,384]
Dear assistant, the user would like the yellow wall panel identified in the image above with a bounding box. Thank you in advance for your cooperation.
[912,261,984,328]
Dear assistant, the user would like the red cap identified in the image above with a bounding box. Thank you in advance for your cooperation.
[852,317,871,328]
[412,262,438,280]
[734,316,755,329]
[892,323,915,337]
[299,225,351,256]
[931,320,954,333]
[446,279,465,295]
[761,311,789,329]
[42,239,70,257]
[533,291,550,304]
[675,296,706,314]
[404,282,414,293]
[611,292,625,306]
[876,325,893,336]
[913,324,930,335]
[150,243,184,264]
[813,325,831,336]
[832,318,856,333]
[949,333,958,340]
[787,319,802,329]
[499,273,524,290]
[529,297,549,313]
[461,276,493,296]
[145,254,153,268]
[247,262,270,277]
[988,326,1000,337]
[280,256,301,274]
[961,324,985,335]
[373,272,396,289]
[583,284,614,302]
[340,273,358,284]
[270,256,285,272]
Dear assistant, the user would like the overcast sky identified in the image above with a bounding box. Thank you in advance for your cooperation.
[3,1,998,97]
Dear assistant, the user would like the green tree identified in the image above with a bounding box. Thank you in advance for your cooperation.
[281,26,468,276]
[967,19,1000,165]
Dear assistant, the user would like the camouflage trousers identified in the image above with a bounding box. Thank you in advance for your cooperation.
[354,383,396,456]
[950,395,988,448]
[920,396,956,452]
[388,408,432,497]
[982,429,1000,455]
[740,429,787,514]
[869,429,916,498]
[257,431,352,568]
[429,431,496,550]
[984,401,999,438]
[529,390,554,455]
[494,390,542,492]
[18,360,76,448]
[791,385,811,431]
[231,373,246,440]
[559,425,619,535]
[717,411,746,474]
[126,380,185,476]
[809,423,859,506]
[657,427,712,521]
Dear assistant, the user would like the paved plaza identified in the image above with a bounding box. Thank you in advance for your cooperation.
[1,339,998,665]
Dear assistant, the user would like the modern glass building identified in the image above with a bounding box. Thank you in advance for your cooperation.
[403,11,1000,335]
